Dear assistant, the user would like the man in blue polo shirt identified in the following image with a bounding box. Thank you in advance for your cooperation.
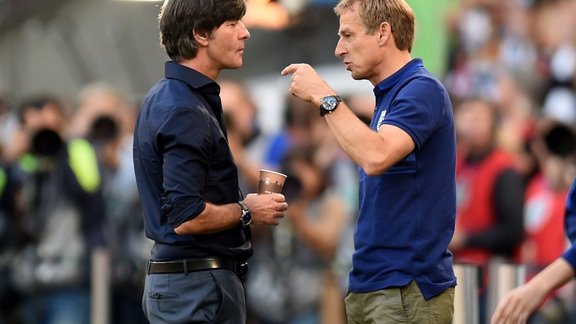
[282,0,456,322]
[133,0,288,323]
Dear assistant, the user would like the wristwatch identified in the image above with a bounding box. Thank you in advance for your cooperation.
[319,95,342,116]
[238,201,252,227]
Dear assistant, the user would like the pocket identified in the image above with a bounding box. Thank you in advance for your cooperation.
[210,270,245,323]
[144,275,183,319]
[144,272,221,323]
[429,287,455,324]
[364,289,407,322]
[145,289,183,321]
[209,271,225,323]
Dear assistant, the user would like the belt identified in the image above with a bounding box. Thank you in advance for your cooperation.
[147,257,248,279]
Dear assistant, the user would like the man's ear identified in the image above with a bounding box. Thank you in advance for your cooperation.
[377,22,392,47]
[194,30,210,47]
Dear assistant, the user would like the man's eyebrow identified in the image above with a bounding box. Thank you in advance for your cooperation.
[338,27,352,35]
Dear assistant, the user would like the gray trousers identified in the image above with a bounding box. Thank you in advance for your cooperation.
[142,269,246,323]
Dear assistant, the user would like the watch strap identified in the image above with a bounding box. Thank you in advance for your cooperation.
[238,201,251,226]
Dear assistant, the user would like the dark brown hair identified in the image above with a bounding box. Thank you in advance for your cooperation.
[158,0,247,62]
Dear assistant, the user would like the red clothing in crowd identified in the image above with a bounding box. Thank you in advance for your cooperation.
[455,149,518,265]
[523,174,569,267]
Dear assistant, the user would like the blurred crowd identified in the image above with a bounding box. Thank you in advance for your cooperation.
[0,83,151,324]
[0,0,576,323]
[446,0,576,322]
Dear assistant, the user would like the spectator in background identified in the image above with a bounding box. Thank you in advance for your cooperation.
[220,78,266,193]
[87,114,150,324]
[518,120,576,323]
[444,0,576,126]
[2,96,67,165]
[247,147,347,324]
[64,81,148,323]
[0,97,19,162]
[451,97,525,323]
[263,95,316,171]
[282,148,349,324]
[242,94,356,323]
[69,82,134,140]
[10,96,106,324]
[0,97,24,323]
[522,120,576,268]
[451,97,525,262]
[67,81,147,323]
[492,71,535,172]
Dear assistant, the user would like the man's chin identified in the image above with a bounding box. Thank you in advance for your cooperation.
[224,62,243,70]
[350,71,363,80]
[231,65,243,70]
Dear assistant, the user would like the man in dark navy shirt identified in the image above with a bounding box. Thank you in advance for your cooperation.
[133,1,288,323]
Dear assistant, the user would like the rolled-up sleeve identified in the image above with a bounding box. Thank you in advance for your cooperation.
[158,106,212,228]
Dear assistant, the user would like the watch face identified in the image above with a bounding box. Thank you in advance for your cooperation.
[239,201,252,226]
[320,95,342,116]
[323,96,339,111]
[241,209,251,225]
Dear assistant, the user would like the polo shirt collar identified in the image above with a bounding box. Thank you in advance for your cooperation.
[374,58,423,95]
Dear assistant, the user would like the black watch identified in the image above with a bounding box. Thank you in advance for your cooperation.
[238,201,252,227]
[319,95,342,116]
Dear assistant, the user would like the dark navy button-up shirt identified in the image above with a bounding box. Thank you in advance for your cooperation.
[133,62,251,261]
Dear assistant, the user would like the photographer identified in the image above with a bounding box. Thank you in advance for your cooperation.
[9,96,106,324]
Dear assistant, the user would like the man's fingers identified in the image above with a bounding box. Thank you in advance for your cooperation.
[281,64,297,76]
[281,63,309,76]
[491,298,511,324]
[269,193,286,202]
[277,202,288,211]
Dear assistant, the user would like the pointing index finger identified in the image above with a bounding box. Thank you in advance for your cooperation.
[281,64,299,76]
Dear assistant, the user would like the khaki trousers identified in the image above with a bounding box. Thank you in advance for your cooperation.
[345,280,454,324]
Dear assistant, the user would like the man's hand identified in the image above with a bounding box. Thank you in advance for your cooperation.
[281,63,336,107]
[491,258,575,324]
[491,284,543,324]
[243,193,288,226]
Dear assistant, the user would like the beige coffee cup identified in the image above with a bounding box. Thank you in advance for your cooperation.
[258,169,287,194]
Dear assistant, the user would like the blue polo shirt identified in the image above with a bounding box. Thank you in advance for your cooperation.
[349,59,457,299]
[133,62,251,261]
[562,178,576,268]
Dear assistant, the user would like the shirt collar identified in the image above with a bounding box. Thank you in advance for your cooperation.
[164,61,227,134]
[374,58,423,95]
[164,61,220,94]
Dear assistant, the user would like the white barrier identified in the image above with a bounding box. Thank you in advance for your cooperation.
[486,259,526,324]
[453,264,480,324]
[91,248,111,324]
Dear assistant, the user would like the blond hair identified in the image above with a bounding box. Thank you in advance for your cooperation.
[335,0,415,52]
